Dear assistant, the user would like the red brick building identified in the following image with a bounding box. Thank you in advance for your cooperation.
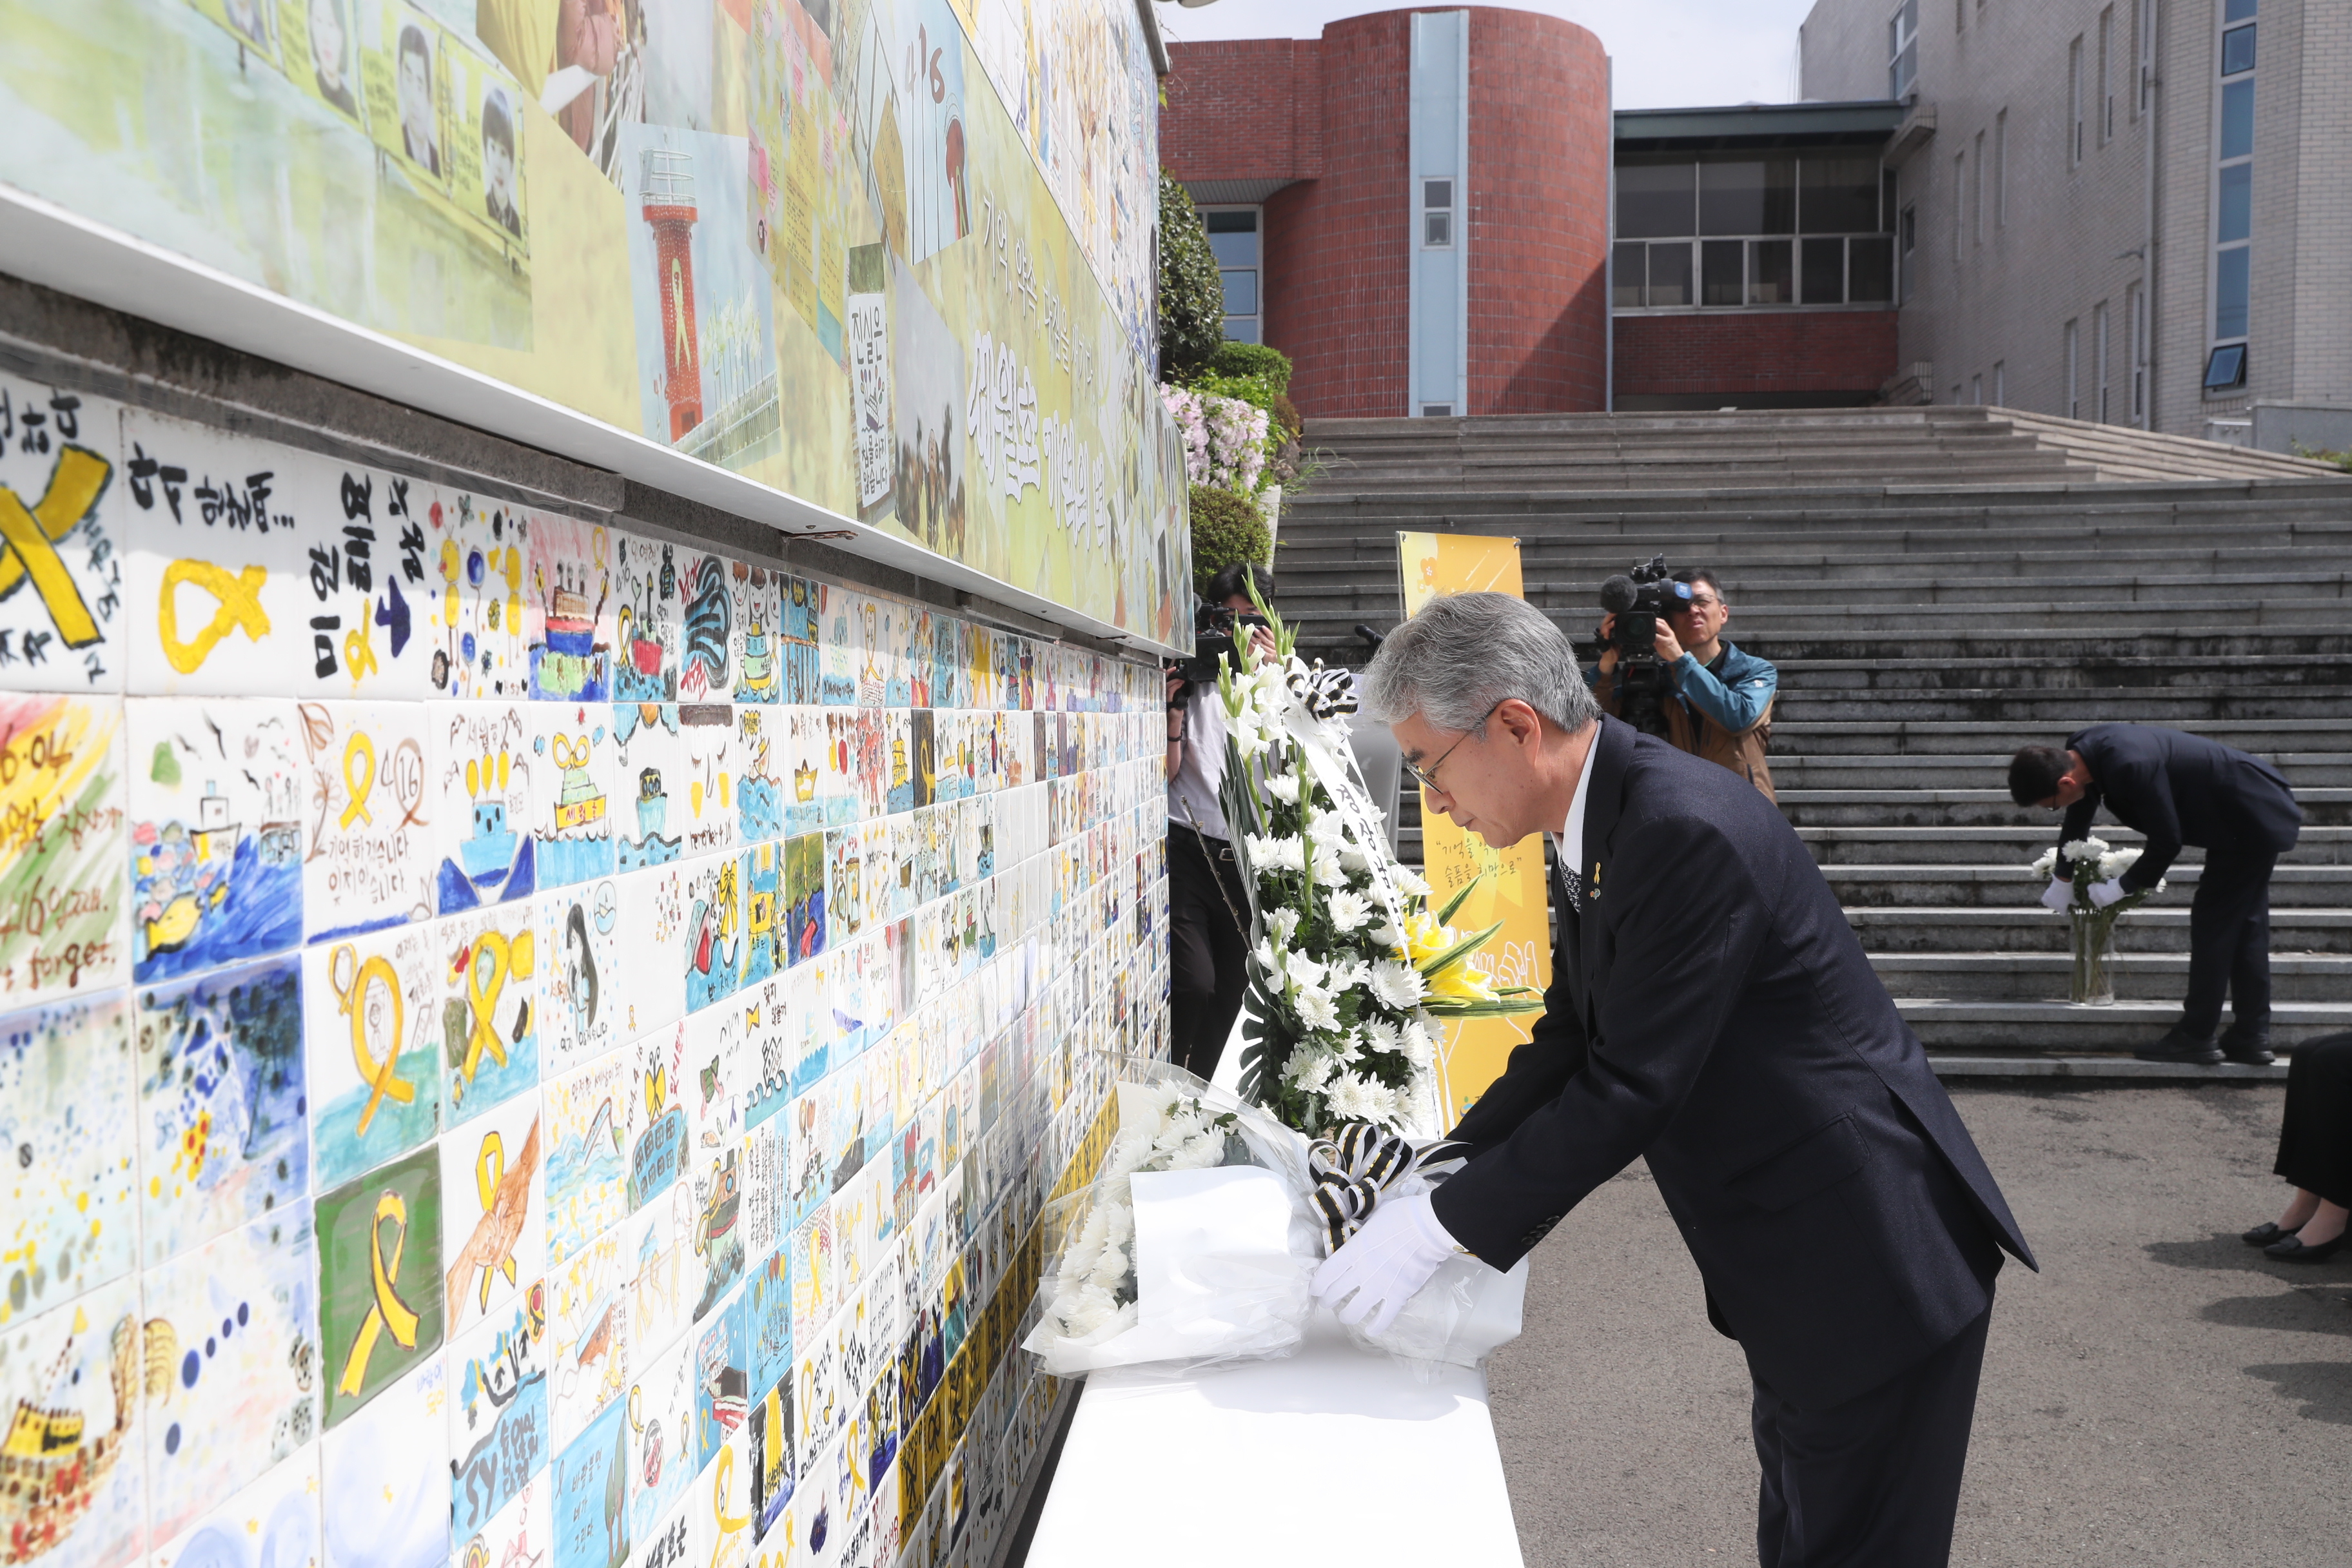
[1161,10,1908,416]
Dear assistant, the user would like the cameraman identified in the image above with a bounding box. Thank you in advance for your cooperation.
[1592,568,1778,801]
[1164,562,1279,1080]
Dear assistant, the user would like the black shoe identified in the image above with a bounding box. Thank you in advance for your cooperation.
[2264,1232,2348,1263]
[2135,1026,2223,1066]
[2244,1221,2300,1246]
[2219,1026,2275,1066]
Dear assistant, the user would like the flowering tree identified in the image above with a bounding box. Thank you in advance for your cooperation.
[1161,385,1274,495]
[1213,600,1543,1135]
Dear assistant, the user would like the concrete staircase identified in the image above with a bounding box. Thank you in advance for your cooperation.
[1280,407,2352,1075]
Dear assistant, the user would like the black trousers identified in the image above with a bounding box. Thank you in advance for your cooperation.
[2183,850,2276,1038]
[1167,822,1250,1081]
[2275,1030,2352,1208]
[1751,1304,1991,1568]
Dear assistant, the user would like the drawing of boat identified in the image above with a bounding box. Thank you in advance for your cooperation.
[544,588,596,657]
[462,794,520,879]
[738,619,774,695]
[635,769,669,838]
[553,750,608,833]
[0,1315,138,1563]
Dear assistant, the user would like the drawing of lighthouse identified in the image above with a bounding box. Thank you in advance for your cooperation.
[642,147,703,442]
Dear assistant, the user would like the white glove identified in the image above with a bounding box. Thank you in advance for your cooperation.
[2039,876,2073,913]
[1311,1190,1460,1335]
[2088,878,2128,909]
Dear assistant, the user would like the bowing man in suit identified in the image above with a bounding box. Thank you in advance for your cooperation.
[1312,593,2035,1568]
[2012,725,2302,1066]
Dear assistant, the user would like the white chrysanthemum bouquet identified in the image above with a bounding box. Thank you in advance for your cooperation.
[1214,598,1544,1137]
[2028,836,2165,1004]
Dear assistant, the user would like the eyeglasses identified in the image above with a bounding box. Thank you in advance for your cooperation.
[1403,700,1504,793]
[1672,595,1721,616]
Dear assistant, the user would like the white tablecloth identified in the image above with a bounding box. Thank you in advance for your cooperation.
[1023,1311,1525,1567]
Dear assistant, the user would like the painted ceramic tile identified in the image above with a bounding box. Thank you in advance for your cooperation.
[850,598,891,711]
[628,1490,689,1568]
[143,1206,320,1539]
[460,1469,553,1568]
[551,1392,629,1568]
[627,1019,691,1218]
[431,702,536,912]
[540,878,620,1075]
[0,992,135,1319]
[612,533,681,703]
[693,1293,748,1472]
[0,1269,146,1568]
[295,700,434,941]
[427,495,533,700]
[787,1211,832,1366]
[781,1074,832,1240]
[671,703,738,858]
[306,923,442,1190]
[545,1224,629,1456]
[928,619,960,713]
[0,377,124,692]
[544,1051,632,1267]
[616,862,686,1041]
[681,854,743,1015]
[729,565,781,706]
[782,709,824,839]
[815,587,854,708]
[856,822,893,938]
[848,711,885,822]
[438,899,541,1126]
[781,836,824,968]
[612,705,684,870]
[448,1285,551,1545]
[134,953,307,1266]
[736,843,781,990]
[697,1429,755,1568]
[747,1362,796,1545]
[687,1139,748,1325]
[896,609,930,712]
[528,704,616,889]
[813,713,855,831]
[878,710,913,816]
[527,518,614,703]
[672,553,734,706]
[622,1324,695,1544]
[441,1093,545,1335]
[746,1250,792,1407]
[732,705,783,843]
[128,697,305,981]
[790,1319,841,1497]
[150,1447,320,1568]
[0,694,127,1004]
[743,1120,787,1274]
[316,1146,442,1430]
[738,977,791,1133]
[906,711,934,813]
[778,580,819,709]
[623,1177,696,1367]
[320,1355,449,1568]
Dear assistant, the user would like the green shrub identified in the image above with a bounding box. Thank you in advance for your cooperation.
[1187,484,1270,594]
[1158,173,1224,382]
[1205,341,1292,392]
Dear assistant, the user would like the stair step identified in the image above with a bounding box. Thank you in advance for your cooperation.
[1844,906,2352,954]
[1771,753,2352,789]
[1893,998,2352,1050]
[1821,862,2352,906]
[1767,718,2352,756]
[1798,825,2352,866]
[1868,949,2352,1001]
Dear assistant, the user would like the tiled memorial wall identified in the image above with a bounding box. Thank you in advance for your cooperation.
[0,369,1167,1568]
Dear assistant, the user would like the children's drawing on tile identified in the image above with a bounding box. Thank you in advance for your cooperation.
[318,1351,447,1568]
[620,1326,693,1542]
[540,877,618,1075]
[732,705,781,842]
[738,841,780,989]
[0,377,123,693]
[298,700,431,942]
[0,692,127,1004]
[779,576,819,706]
[433,702,535,912]
[543,1050,631,1267]
[129,698,304,982]
[529,706,614,888]
[612,533,680,702]
[527,518,612,702]
[682,855,741,1014]
[817,585,856,707]
[0,1271,146,1568]
[439,898,540,1124]
[305,922,440,1189]
[149,1446,319,1568]
[675,703,735,856]
[611,704,681,870]
[729,564,779,705]
[0,992,135,1322]
[544,1222,628,1452]
[448,1282,550,1542]
[440,1088,545,1335]
[431,495,532,699]
[674,551,732,703]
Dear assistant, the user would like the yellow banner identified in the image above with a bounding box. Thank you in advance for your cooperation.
[1396,532,1553,1124]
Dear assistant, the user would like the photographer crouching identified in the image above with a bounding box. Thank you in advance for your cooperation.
[1163,562,1279,1080]
[1589,559,1778,801]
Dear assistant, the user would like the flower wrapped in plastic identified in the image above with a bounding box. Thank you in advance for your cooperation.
[2030,838,2166,1004]
[1022,1061,1322,1377]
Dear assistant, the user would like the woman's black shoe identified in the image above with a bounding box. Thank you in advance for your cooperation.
[2264,1232,2349,1262]
[2243,1221,2298,1246]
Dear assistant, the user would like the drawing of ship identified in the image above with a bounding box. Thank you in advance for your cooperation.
[635,769,669,838]
[544,588,596,658]
[553,749,609,834]
[738,619,774,696]
[464,791,520,879]
[0,1314,139,1563]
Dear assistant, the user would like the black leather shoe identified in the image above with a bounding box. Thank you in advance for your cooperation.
[2244,1221,2296,1246]
[2135,1026,2223,1066]
[2220,1027,2275,1066]
[2264,1232,2348,1263]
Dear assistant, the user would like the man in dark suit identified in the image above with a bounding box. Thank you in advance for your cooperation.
[2010,725,2303,1065]
[1314,593,2034,1568]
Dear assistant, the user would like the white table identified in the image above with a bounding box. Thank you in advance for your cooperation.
[1023,1311,1525,1567]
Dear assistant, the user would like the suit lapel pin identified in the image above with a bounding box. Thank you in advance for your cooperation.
[1589,862,1602,900]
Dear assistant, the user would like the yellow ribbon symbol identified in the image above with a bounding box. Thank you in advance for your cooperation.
[552,734,589,770]
[336,1188,422,1396]
[335,945,413,1137]
[710,1444,751,1543]
[0,446,108,647]
[158,560,271,675]
[473,1130,519,1293]
[459,928,534,1086]
[342,623,379,683]
[340,732,377,828]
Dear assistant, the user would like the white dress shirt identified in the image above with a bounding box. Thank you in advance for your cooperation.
[1168,683,1231,839]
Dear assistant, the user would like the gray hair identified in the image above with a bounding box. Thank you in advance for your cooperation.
[1360,592,1599,734]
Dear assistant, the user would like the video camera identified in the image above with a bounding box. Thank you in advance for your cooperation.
[1171,602,1272,685]
[1596,555,1694,741]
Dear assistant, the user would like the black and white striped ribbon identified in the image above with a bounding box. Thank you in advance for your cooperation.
[1308,1122,1427,1254]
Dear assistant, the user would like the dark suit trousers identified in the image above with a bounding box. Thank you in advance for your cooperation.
[1751,1304,1991,1568]
[1167,823,1250,1079]
[2184,850,2276,1037]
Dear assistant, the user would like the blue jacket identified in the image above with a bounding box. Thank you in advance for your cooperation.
[1671,641,1777,734]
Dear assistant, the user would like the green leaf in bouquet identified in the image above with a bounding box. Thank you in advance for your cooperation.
[1415,917,1509,981]
[1433,868,1487,927]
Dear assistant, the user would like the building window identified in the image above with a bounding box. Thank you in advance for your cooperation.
[1204,208,1262,343]
[1611,152,1890,308]
[2068,36,2086,165]
[1994,110,2008,226]
[1422,404,1455,417]
[1422,179,1455,248]
[1972,130,1984,243]
[1970,373,1983,405]
[2097,6,2115,144]
[1890,0,1919,96]
[2209,0,2255,394]
[2093,300,2110,422]
[2126,282,2146,425]
[1952,150,1965,264]
[2065,317,2081,418]
[1899,202,1917,302]
[2135,0,2155,118]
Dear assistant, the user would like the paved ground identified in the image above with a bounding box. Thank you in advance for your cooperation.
[1485,1083,2352,1565]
